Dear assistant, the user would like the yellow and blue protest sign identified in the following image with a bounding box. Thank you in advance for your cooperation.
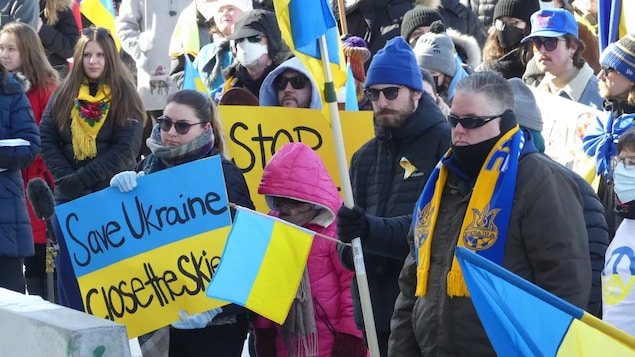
[54,156,231,338]
[218,106,374,212]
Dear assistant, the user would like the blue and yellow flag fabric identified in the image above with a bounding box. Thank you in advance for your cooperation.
[183,53,209,96]
[455,247,635,356]
[80,0,120,49]
[207,207,314,324]
[273,0,347,111]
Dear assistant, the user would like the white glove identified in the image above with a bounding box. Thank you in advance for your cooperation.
[171,308,223,329]
[109,171,144,192]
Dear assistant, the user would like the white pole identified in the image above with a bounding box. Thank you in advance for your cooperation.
[318,35,381,357]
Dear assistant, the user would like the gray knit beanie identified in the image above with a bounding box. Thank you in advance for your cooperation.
[508,78,543,131]
[413,21,456,77]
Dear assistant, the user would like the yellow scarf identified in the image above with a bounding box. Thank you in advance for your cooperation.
[414,126,523,297]
[70,82,111,160]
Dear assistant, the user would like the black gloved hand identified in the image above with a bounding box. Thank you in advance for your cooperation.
[55,174,88,200]
[337,205,369,243]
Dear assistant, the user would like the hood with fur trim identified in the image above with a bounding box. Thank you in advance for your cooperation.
[447,28,481,69]
[259,57,322,109]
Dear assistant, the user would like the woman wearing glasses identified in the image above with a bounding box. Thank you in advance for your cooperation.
[39,26,145,311]
[603,128,635,336]
[478,0,539,79]
[110,89,255,356]
[253,142,366,357]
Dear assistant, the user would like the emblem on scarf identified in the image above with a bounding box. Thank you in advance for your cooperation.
[415,203,434,249]
[74,99,109,127]
[463,203,500,250]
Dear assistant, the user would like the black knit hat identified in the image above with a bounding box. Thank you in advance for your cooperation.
[493,0,540,30]
[228,10,282,53]
[400,5,444,43]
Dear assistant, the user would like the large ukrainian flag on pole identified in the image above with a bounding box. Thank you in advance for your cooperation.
[80,0,121,49]
[273,0,347,116]
[206,207,314,324]
[455,247,635,356]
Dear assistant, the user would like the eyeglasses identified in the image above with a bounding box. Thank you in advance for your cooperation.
[531,37,565,52]
[447,114,502,129]
[272,197,314,212]
[82,27,111,37]
[601,65,616,75]
[364,86,404,101]
[611,155,635,171]
[157,116,203,135]
[275,75,309,91]
[234,35,264,44]
[494,19,526,31]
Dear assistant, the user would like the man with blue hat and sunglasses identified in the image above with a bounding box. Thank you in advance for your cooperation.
[521,8,603,109]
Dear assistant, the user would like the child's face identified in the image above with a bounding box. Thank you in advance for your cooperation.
[0,33,22,73]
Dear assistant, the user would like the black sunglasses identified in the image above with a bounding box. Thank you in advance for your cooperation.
[157,116,203,135]
[275,75,308,91]
[82,27,111,37]
[602,65,616,75]
[235,35,264,44]
[447,114,502,129]
[530,37,564,52]
[364,86,404,101]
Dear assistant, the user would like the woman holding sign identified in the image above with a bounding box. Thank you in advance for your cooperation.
[110,89,255,356]
[39,27,145,310]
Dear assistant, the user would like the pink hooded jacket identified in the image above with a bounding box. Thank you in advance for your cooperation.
[255,143,363,356]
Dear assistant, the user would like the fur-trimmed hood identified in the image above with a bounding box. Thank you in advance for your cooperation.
[447,28,481,69]
[13,72,31,93]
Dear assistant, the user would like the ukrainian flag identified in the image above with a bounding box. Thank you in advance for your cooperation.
[273,0,347,113]
[456,247,635,356]
[80,0,120,49]
[206,207,314,324]
[183,54,209,96]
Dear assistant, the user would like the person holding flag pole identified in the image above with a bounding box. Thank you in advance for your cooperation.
[273,0,381,355]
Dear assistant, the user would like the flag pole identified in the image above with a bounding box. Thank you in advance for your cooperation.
[318,35,380,357]
[336,0,348,35]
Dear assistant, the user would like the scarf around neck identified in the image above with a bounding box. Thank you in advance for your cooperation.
[282,268,318,357]
[413,125,523,297]
[70,81,111,160]
[143,124,215,174]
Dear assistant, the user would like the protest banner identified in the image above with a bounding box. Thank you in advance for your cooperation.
[530,87,602,182]
[54,156,231,338]
[218,106,374,211]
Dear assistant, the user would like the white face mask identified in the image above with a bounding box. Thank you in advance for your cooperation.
[613,162,635,203]
[234,40,269,68]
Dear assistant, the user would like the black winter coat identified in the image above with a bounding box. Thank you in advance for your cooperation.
[337,93,451,335]
[38,3,79,77]
[39,91,144,202]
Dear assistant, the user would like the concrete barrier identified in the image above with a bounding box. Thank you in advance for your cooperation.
[0,288,132,356]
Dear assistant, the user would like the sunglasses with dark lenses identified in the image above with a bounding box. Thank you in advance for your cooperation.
[531,37,564,52]
[364,86,404,101]
[235,35,264,44]
[447,114,502,129]
[602,65,616,75]
[157,116,203,135]
[274,75,308,91]
[82,27,111,37]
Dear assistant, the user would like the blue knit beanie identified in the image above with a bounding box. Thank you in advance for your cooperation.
[365,37,423,92]
[601,33,635,83]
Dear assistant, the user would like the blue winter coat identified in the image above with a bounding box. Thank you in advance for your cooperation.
[0,73,40,257]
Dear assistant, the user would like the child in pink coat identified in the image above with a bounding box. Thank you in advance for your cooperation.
[254,142,367,357]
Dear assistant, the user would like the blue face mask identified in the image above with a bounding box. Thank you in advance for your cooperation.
[613,162,635,203]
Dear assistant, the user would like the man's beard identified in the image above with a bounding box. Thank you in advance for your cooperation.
[374,95,416,130]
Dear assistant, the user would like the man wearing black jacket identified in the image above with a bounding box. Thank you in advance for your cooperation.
[336,36,451,356]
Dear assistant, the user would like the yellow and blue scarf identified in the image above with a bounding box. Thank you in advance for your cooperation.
[414,125,524,297]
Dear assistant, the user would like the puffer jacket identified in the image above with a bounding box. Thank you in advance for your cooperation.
[39,90,144,202]
[254,143,362,356]
[337,93,451,336]
[39,0,79,77]
[389,136,591,356]
[259,57,322,109]
[0,72,40,257]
